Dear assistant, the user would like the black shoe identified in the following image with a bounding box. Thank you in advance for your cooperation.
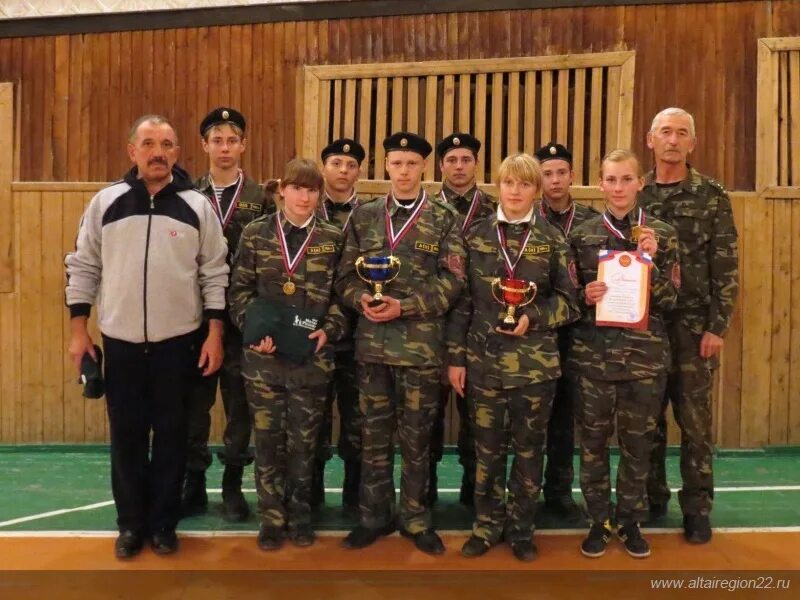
[427,465,439,506]
[544,495,584,522]
[221,465,249,523]
[683,514,712,544]
[342,460,361,512]
[581,521,613,558]
[461,535,491,558]
[342,523,396,549]
[310,460,325,510]
[510,538,537,562]
[459,476,475,507]
[114,530,143,559]
[648,501,669,520]
[401,528,445,556]
[289,523,316,547]
[257,525,285,551]
[617,522,651,558]
[181,470,208,517]
[150,529,179,555]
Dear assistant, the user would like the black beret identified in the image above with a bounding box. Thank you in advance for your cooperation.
[534,142,572,165]
[200,107,246,137]
[436,132,481,158]
[321,138,366,164]
[383,131,432,159]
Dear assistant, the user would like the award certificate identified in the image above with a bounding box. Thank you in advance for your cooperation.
[595,250,652,330]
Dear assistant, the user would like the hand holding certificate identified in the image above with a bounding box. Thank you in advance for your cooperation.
[595,250,652,330]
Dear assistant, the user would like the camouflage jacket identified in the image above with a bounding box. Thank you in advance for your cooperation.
[228,214,348,385]
[566,208,680,381]
[446,212,580,388]
[316,189,361,353]
[335,191,467,367]
[317,189,359,231]
[535,197,600,355]
[638,167,739,337]
[195,173,276,268]
[534,197,599,239]
[437,183,497,231]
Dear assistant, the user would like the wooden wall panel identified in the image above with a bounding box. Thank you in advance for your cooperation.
[0,2,795,187]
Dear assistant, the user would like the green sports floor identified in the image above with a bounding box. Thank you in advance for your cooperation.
[1,445,799,533]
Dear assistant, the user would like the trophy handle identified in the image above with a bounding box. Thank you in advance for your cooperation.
[384,255,402,284]
[354,256,371,285]
[490,277,504,305]
[517,282,538,308]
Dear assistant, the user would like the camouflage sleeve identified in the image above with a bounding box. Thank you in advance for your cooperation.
[322,238,350,342]
[228,223,259,330]
[567,231,591,313]
[334,220,371,312]
[322,293,350,343]
[398,214,467,319]
[650,229,680,313]
[526,238,580,330]
[445,268,472,367]
[707,191,739,336]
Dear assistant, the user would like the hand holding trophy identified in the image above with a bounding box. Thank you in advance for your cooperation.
[355,255,402,307]
[491,277,537,331]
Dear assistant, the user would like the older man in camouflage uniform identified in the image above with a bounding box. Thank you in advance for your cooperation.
[429,132,496,507]
[183,107,274,522]
[532,142,599,522]
[336,132,466,556]
[568,149,680,559]
[639,108,739,544]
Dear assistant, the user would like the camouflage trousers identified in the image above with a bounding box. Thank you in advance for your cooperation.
[244,380,327,529]
[576,375,664,524]
[470,380,555,544]
[358,362,439,534]
[430,385,476,482]
[648,323,716,516]
[316,349,362,463]
[543,371,577,501]
[185,317,254,472]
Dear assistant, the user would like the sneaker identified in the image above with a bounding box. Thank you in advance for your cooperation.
[617,522,651,558]
[580,521,613,558]
[257,525,285,551]
[683,514,712,544]
[461,535,491,558]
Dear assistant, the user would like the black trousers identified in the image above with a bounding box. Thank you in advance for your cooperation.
[103,330,201,533]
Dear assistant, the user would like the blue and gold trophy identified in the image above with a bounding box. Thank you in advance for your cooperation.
[355,255,402,307]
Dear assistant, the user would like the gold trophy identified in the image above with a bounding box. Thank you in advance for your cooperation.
[355,255,402,307]
[491,277,537,331]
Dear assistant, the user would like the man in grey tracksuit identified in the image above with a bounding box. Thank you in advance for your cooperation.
[65,115,229,559]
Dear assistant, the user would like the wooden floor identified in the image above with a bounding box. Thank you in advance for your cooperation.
[3,532,799,599]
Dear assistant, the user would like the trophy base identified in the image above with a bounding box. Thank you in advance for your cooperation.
[498,319,517,332]
[368,297,387,308]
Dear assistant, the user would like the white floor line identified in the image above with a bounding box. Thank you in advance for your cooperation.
[2,485,798,530]
[0,501,115,528]
[3,526,800,539]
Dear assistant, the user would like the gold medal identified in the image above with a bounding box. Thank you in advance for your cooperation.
[631,225,642,241]
[282,280,296,295]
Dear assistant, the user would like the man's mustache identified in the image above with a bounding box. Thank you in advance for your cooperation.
[148,157,168,166]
